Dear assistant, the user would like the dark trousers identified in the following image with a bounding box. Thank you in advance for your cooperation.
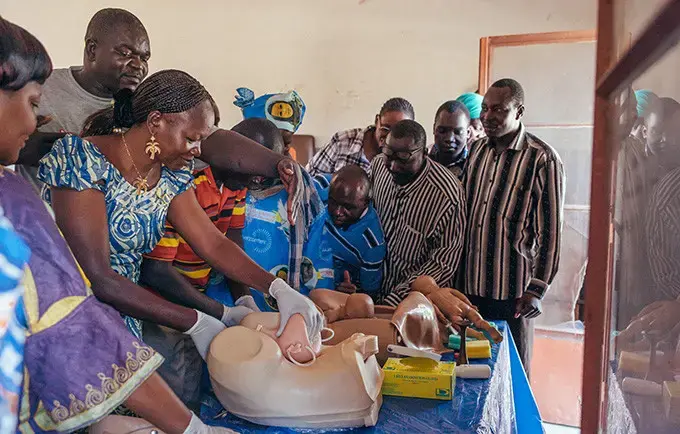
[142,321,203,413]
[468,295,535,379]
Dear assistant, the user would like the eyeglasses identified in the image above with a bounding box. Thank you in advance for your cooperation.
[382,147,424,163]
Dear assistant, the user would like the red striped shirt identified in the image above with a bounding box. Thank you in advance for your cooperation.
[144,167,246,289]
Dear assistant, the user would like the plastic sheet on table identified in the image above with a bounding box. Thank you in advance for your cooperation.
[201,323,524,434]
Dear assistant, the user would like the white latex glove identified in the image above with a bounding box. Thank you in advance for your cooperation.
[268,278,323,338]
[183,412,237,434]
[235,294,261,312]
[221,304,253,326]
[184,310,225,359]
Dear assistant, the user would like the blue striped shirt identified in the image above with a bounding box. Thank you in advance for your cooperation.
[324,205,386,294]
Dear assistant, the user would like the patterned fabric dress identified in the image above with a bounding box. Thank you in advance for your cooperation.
[0,170,164,433]
[38,135,193,339]
[0,201,31,433]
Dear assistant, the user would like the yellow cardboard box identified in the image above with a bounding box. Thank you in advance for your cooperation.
[381,357,456,400]
[663,381,680,424]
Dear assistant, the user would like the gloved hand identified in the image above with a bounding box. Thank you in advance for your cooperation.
[221,304,253,327]
[183,412,237,434]
[268,278,323,338]
[235,294,261,312]
[184,310,225,359]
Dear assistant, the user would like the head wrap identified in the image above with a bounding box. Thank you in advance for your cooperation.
[233,87,306,133]
[634,90,658,117]
[456,92,484,120]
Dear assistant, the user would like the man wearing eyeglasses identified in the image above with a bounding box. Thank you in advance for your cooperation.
[370,120,466,306]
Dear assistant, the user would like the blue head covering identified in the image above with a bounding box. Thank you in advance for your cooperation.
[634,90,658,117]
[456,92,484,120]
[233,87,306,133]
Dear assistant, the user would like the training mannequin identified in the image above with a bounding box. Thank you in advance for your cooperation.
[207,312,383,429]
[89,416,167,434]
[240,312,327,365]
[309,289,449,364]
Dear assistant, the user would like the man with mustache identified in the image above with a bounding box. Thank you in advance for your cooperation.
[428,100,472,179]
[315,165,387,296]
[16,8,150,191]
[370,120,466,306]
[460,78,565,377]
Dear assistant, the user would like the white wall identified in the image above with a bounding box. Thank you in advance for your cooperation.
[3,0,596,145]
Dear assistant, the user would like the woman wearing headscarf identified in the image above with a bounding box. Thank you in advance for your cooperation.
[456,92,485,143]
[233,87,306,158]
[0,16,236,433]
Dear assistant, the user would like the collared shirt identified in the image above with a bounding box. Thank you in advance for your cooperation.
[144,166,247,290]
[371,156,466,306]
[461,124,565,301]
[324,205,387,294]
[306,127,373,176]
[646,167,680,300]
[428,144,467,179]
[311,173,387,293]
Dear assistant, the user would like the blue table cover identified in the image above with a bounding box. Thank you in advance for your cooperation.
[201,321,543,433]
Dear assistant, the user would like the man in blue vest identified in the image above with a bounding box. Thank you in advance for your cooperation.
[315,165,387,296]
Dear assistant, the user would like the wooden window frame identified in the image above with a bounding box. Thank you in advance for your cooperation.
[478,30,597,94]
[478,30,597,130]
[582,0,680,432]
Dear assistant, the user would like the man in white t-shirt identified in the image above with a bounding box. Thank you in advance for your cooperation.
[16,8,150,190]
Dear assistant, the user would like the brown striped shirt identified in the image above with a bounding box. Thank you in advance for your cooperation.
[371,155,466,306]
[461,124,565,300]
[646,166,680,300]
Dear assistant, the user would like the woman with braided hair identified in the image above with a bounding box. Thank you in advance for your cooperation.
[38,68,322,349]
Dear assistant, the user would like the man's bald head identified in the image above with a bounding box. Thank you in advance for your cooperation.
[81,8,150,96]
[328,165,371,228]
[331,165,371,200]
[85,8,147,42]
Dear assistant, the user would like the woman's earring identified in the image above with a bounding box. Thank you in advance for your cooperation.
[145,133,161,160]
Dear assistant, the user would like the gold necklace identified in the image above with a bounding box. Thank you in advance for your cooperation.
[121,133,154,195]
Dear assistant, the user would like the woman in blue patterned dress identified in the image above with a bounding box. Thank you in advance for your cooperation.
[0,16,238,433]
[38,69,322,351]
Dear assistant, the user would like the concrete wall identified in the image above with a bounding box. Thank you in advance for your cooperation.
[3,0,597,145]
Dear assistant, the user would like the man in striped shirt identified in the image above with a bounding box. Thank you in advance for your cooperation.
[461,78,565,376]
[647,166,680,301]
[371,120,466,306]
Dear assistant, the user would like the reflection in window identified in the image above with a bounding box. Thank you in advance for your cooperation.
[609,43,680,433]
